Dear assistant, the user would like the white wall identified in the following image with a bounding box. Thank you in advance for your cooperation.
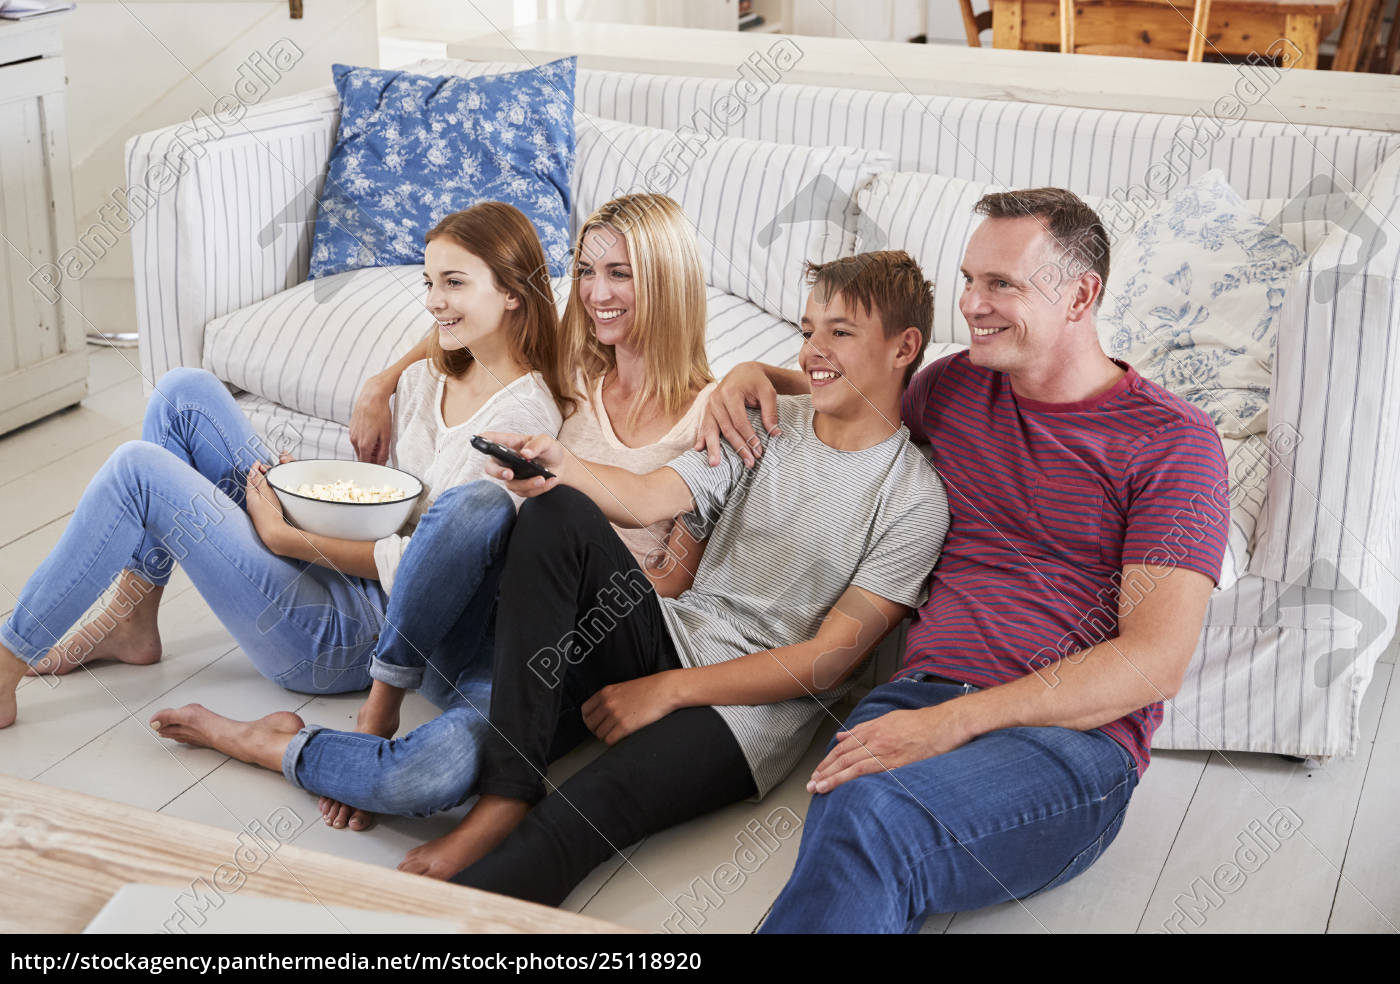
[58,0,378,337]
[537,1,734,30]
[789,0,924,40]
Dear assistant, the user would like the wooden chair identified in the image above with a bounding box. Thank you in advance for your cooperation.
[1332,0,1399,72]
[958,0,995,46]
[1057,0,1213,61]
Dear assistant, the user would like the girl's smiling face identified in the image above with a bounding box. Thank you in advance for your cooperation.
[422,238,518,351]
[576,226,635,347]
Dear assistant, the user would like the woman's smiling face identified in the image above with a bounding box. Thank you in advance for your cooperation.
[576,226,635,347]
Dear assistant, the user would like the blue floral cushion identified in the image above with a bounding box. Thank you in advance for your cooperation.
[308,58,576,280]
[1100,169,1303,439]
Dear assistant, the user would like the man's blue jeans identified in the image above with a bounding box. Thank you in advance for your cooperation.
[280,479,516,817]
[761,675,1139,934]
[1,368,385,693]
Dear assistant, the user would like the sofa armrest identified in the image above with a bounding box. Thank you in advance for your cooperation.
[1252,149,1400,591]
[127,85,341,389]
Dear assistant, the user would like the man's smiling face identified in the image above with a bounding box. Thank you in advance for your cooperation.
[959,215,1079,376]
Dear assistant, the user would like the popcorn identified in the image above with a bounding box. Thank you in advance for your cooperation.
[294,479,408,504]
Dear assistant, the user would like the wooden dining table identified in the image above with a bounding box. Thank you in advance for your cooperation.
[991,0,1350,68]
[0,774,627,934]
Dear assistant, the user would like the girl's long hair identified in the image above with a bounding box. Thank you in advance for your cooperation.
[424,202,573,417]
[560,194,712,429]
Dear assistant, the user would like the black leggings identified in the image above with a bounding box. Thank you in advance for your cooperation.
[457,486,756,907]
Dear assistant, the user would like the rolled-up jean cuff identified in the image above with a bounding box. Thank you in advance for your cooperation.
[369,656,423,690]
[476,777,545,806]
[281,724,324,788]
[125,552,175,587]
[0,621,43,665]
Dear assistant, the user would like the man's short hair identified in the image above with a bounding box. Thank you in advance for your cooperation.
[974,188,1110,308]
[803,250,933,386]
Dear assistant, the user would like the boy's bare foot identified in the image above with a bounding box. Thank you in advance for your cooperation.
[28,574,163,676]
[398,795,530,881]
[0,645,27,729]
[149,704,304,772]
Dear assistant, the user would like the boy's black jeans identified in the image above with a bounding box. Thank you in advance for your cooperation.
[460,486,755,907]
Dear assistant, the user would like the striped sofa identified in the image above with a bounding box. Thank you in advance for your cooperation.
[126,56,1400,766]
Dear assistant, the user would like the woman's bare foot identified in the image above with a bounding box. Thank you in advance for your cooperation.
[0,645,27,729]
[319,796,377,831]
[28,573,163,676]
[149,704,304,772]
[398,795,530,881]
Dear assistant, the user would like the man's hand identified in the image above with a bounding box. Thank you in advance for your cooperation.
[581,671,683,745]
[478,431,567,497]
[807,703,972,794]
[695,361,782,468]
[350,372,395,464]
[246,461,292,553]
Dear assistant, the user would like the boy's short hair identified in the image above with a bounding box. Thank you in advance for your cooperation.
[802,250,933,386]
[974,187,1110,308]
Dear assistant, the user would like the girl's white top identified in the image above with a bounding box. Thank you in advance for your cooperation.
[372,360,563,591]
[557,374,716,572]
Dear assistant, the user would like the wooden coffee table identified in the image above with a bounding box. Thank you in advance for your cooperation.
[0,774,626,934]
[991,0,1349,68]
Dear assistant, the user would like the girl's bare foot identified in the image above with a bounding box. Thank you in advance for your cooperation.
[398,795,530,881]
[319,796,377,831]
[315,680,407,832]
[149,704,304,772]
[355,680,404,739]
[0,646,27,729]
[28,574,163,676]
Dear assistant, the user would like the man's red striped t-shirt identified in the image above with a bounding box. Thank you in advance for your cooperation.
[899,352,1230,775]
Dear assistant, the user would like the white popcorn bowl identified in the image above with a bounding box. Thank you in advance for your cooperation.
[264,459,424,542]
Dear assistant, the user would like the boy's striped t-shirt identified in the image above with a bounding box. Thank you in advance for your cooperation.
[899,352,1230,775]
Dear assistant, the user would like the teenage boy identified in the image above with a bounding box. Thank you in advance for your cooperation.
[393,251,951,905]
[699,188,1231,932]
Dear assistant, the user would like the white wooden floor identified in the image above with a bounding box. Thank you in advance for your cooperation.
[2,345,1398,934]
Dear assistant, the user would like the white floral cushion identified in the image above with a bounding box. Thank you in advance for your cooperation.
[1100,170,1305,439]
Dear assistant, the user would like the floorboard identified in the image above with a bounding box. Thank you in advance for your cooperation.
[1138,663,1393,934]
[1325,663,1400,933]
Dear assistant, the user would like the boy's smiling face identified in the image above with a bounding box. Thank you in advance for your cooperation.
[799,290,913,421]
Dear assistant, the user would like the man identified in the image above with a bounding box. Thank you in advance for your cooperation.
[388,251,952,904]
[699,189,1230,932]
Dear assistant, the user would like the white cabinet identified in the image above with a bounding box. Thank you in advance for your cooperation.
[0,12,87,437]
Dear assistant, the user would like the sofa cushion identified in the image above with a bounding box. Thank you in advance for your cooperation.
[308,58,577,280]
[204,265,800,428]
[572,112,892,324]
[1100,170,1304,440]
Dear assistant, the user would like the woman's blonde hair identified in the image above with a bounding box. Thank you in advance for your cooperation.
[561,194,712,428]
[423,202,573,416]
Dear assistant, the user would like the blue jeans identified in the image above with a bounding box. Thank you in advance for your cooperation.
[0,368,384,693]
[280,480,516,817]
[760,675,1140,934]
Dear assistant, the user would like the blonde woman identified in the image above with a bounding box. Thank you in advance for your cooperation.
[146,194,718,836]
